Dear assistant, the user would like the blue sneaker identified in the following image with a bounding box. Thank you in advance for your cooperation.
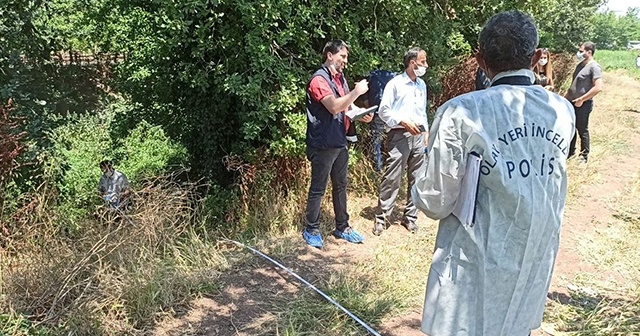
[303,229,323,248]
[334,227,364,243]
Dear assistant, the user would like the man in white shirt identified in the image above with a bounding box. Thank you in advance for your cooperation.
[98,160,130,209]
[373,47,429,235]
[412,11,575,336]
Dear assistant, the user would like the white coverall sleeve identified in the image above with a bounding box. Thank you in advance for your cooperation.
[411,103,466,220]
[378,81,401,128]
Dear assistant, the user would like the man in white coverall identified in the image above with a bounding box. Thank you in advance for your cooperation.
[411,11,575,336]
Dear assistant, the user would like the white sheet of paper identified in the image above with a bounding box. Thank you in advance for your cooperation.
[346,105,377,120]
[452,152,482,227]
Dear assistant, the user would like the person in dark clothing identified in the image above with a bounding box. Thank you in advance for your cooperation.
[475,67,491,90]
[533,48,554,91]
[565,41,604,163]
[364,69,396,171]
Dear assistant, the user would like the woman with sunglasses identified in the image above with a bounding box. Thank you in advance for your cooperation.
[533,48,554,91]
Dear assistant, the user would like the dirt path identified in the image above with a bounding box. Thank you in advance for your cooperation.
[153,72,640,336]
[550,71,640,292]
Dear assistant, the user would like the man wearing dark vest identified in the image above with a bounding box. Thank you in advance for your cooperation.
[303,39,372,248]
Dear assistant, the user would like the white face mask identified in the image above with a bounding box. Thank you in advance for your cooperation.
[538,58,548,66]
[414,65,427,77]
[576,51,585,62]
[106,169,114,178]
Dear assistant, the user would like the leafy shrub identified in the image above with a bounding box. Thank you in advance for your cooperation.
[116,121,188,182]
[46,100,187,227]
[47,110,114,222]
[269,111,307,158]
[0,100,26,186]
[0,313,51,336]
[1,176,226,334]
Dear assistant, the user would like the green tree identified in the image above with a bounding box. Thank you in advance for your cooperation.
[1,0,608,189]
[529,0,603,51]
[589,9,640,50]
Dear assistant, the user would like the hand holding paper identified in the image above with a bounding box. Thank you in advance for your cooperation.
[347,105,378,121]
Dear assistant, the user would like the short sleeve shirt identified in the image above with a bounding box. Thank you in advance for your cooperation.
[307,72,350,131]
[567,61,603,101]
[308,73,347,105]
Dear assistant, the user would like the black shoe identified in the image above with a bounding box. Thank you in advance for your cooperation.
[372,222,386,236]
[402,221,418,233]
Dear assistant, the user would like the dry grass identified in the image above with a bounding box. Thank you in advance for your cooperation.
[3,62,639,335]
[264,70,640,334]
[247,193,436,335]
[541,70,640,334]
[550,169,640,334]
[272,241,433,335]
[0,175,228,335]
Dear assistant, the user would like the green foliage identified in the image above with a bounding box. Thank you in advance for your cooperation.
[0,313,51,336]
[529,0,604,51]
[0,1,111,207]
[589,9,640,50]
[269,112,307,157]
[202,184,237,224]
[46,100,187,226]
[595,50,640,80]
[117,121,188,182]
[47,111,114,221]
[90,0,479,181]
[1,0,612,188]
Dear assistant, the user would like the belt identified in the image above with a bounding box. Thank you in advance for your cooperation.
[387,128,405,133]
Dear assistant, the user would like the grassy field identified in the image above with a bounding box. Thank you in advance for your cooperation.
[152,58,640,336]
[535,55,640,335]
[2,53,640,335]
[596,50,640,80]
[259,60,640,335]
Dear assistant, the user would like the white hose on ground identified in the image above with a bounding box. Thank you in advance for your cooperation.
[220,238,382,336]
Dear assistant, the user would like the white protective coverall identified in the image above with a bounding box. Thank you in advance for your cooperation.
[412,70,575,336]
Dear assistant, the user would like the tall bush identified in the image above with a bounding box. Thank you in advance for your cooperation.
[0,101,26,186]
[92,0,478,183]
[46,101,187,226]
[589,9,640,50]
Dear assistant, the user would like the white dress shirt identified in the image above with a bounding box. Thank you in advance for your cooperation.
[378,72,428,131]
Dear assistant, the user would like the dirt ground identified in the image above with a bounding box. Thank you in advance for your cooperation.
[153,71,640,336]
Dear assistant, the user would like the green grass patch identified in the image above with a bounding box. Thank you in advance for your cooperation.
[597,50,640,80]
[544,287,640,335]
[0,313,53,336]
[278,268,407,335]
[268,227,435,335]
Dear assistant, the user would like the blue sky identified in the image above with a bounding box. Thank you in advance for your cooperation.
[601,0,640,15]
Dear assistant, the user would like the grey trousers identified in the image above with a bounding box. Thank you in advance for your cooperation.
[305,146,349,233]
[375,129,426,225]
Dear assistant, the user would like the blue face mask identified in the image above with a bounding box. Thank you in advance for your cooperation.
[576,51,585,62]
